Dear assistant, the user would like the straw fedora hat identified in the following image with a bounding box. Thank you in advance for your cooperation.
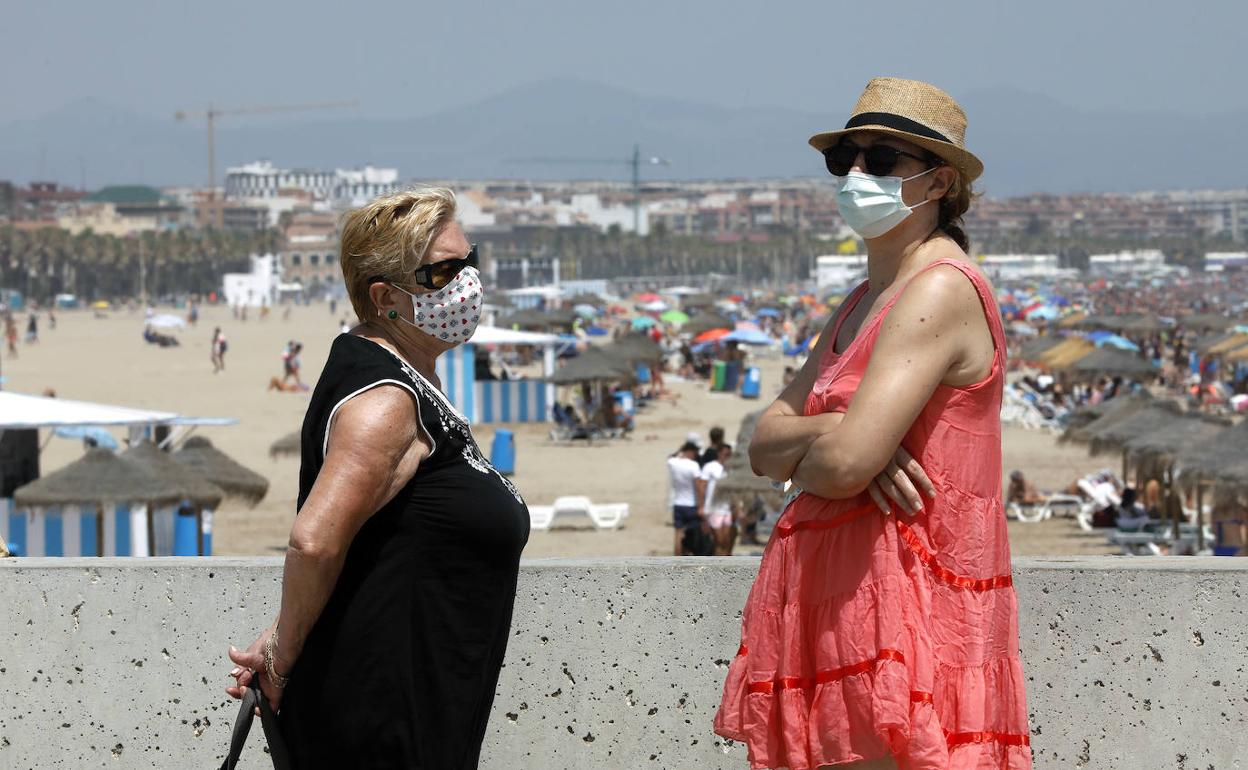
[809,77,983,182]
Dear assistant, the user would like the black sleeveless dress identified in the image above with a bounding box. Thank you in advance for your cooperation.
[279,334,530,769]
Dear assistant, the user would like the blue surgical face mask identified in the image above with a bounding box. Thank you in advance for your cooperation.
[834,167,937,239]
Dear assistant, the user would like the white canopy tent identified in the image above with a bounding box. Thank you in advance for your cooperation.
[0,392,180,430]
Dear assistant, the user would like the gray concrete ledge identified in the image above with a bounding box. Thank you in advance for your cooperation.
[1,556,1246,769]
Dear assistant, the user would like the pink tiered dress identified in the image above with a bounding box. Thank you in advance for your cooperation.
[714,259,1032,770]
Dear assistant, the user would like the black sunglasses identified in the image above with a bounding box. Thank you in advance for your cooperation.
[372,245,480,291]
[823,141,938,177]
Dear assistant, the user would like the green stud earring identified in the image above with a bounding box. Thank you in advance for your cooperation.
[387,310,398,320]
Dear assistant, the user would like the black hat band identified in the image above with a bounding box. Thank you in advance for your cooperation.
[844,112,952,145]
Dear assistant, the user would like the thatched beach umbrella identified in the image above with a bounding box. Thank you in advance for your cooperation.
[1066,348,1158,378]
[683,314,735,337]
[680,293,716,309]
[122,441,225,556]
[13,447,192,510]
[498,309,551,329]
[1181,313,1236,332]
[566,293,607,308]
[173,436,269,506]
[270,431,301,459]
[1125,412,1231,466]
[1015,335,1065,361]
[1087,401,1185,457]
[119,442,225,509]
[1038,337,1096,368]
[604,334,664,364]
[1060,393,1153,446]
[548,348,636,385]
[1204,333,1248,357]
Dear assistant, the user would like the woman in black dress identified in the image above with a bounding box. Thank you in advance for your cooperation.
[226,188,529,768]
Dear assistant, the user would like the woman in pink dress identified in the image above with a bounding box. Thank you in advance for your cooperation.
[714,78,1032,769]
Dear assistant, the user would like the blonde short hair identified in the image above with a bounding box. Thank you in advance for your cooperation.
[339,187,458,320]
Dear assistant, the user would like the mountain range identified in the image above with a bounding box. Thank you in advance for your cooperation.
[2,79,1244,198]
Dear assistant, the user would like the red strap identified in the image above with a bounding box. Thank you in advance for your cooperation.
[746,649,905,694]
[771,503,876,538]
[946,730,1031,748]
[897,521,1013,591]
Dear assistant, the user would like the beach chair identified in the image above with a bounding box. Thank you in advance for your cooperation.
[588,503,629,529]
[551,496,595,527]
[528,505,555,531]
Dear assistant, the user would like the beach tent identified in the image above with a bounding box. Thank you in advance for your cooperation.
[173,436,269,506]
[439,326,564,424]
[0,391,179,430]
[11,446,221,557]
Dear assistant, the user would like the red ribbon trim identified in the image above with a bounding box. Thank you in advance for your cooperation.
[946,730,1031,748]
[910,690,933,704]
[771,503,876,538]
[737,644,748,657]
[746,649,905,694]
[897,521,1013,591]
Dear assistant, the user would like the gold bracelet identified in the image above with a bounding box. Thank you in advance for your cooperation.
[264,629,291,689]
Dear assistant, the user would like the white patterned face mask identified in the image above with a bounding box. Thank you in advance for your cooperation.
[392,267,483,345]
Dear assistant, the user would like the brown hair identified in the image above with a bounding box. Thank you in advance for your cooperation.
[936,167,975,252]
[338,188,457,321]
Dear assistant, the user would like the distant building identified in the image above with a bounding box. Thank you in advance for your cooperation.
[224,161,400,208]
[279,211,342,295]
[1087,249,1167,274]
[57,186,185,236]
[1205,252,1248,272]
[979,253,1064,281]
[222,254,282,308]
[813,254,867,290]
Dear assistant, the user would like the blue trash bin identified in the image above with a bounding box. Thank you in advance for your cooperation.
[172,507,200,556]
[741,366,762,398]
[491,429,516,476]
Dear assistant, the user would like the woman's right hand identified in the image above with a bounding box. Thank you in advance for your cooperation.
[866,444,935,516]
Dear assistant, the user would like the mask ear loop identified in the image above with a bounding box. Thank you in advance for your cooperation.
[901,165,944,210]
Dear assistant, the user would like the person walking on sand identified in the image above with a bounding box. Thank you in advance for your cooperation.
[5,313,17,358]
[667,441,704,555]
[210,327,227,373]
[715,78,1031,770]
[24,312,37,344]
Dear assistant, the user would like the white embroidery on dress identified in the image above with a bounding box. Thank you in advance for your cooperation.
[381,348,524,504]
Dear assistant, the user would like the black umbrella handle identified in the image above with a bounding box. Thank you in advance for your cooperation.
[219,683,291,770]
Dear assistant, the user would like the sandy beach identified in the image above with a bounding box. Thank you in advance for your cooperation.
[6,302,1114,558]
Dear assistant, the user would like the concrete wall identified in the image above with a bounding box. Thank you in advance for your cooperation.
[1,557,1246,769]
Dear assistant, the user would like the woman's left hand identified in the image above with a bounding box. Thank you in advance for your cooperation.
[866,444,935,516]
[225,627,290,714]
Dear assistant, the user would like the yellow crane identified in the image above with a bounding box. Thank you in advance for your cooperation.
[174,100,358,201]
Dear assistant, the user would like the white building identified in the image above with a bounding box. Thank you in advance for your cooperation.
[1205,252,1248,272]
[224,161,400,207]
[813,254,868,290]
[1088,249,1167,274]
[979,253,1065,281]
[222,253,284,308]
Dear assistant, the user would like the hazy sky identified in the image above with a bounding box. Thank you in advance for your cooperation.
[3,0,1244,123]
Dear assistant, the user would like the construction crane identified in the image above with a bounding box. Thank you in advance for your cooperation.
[506,144,670,233]
[174,100,358,208]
